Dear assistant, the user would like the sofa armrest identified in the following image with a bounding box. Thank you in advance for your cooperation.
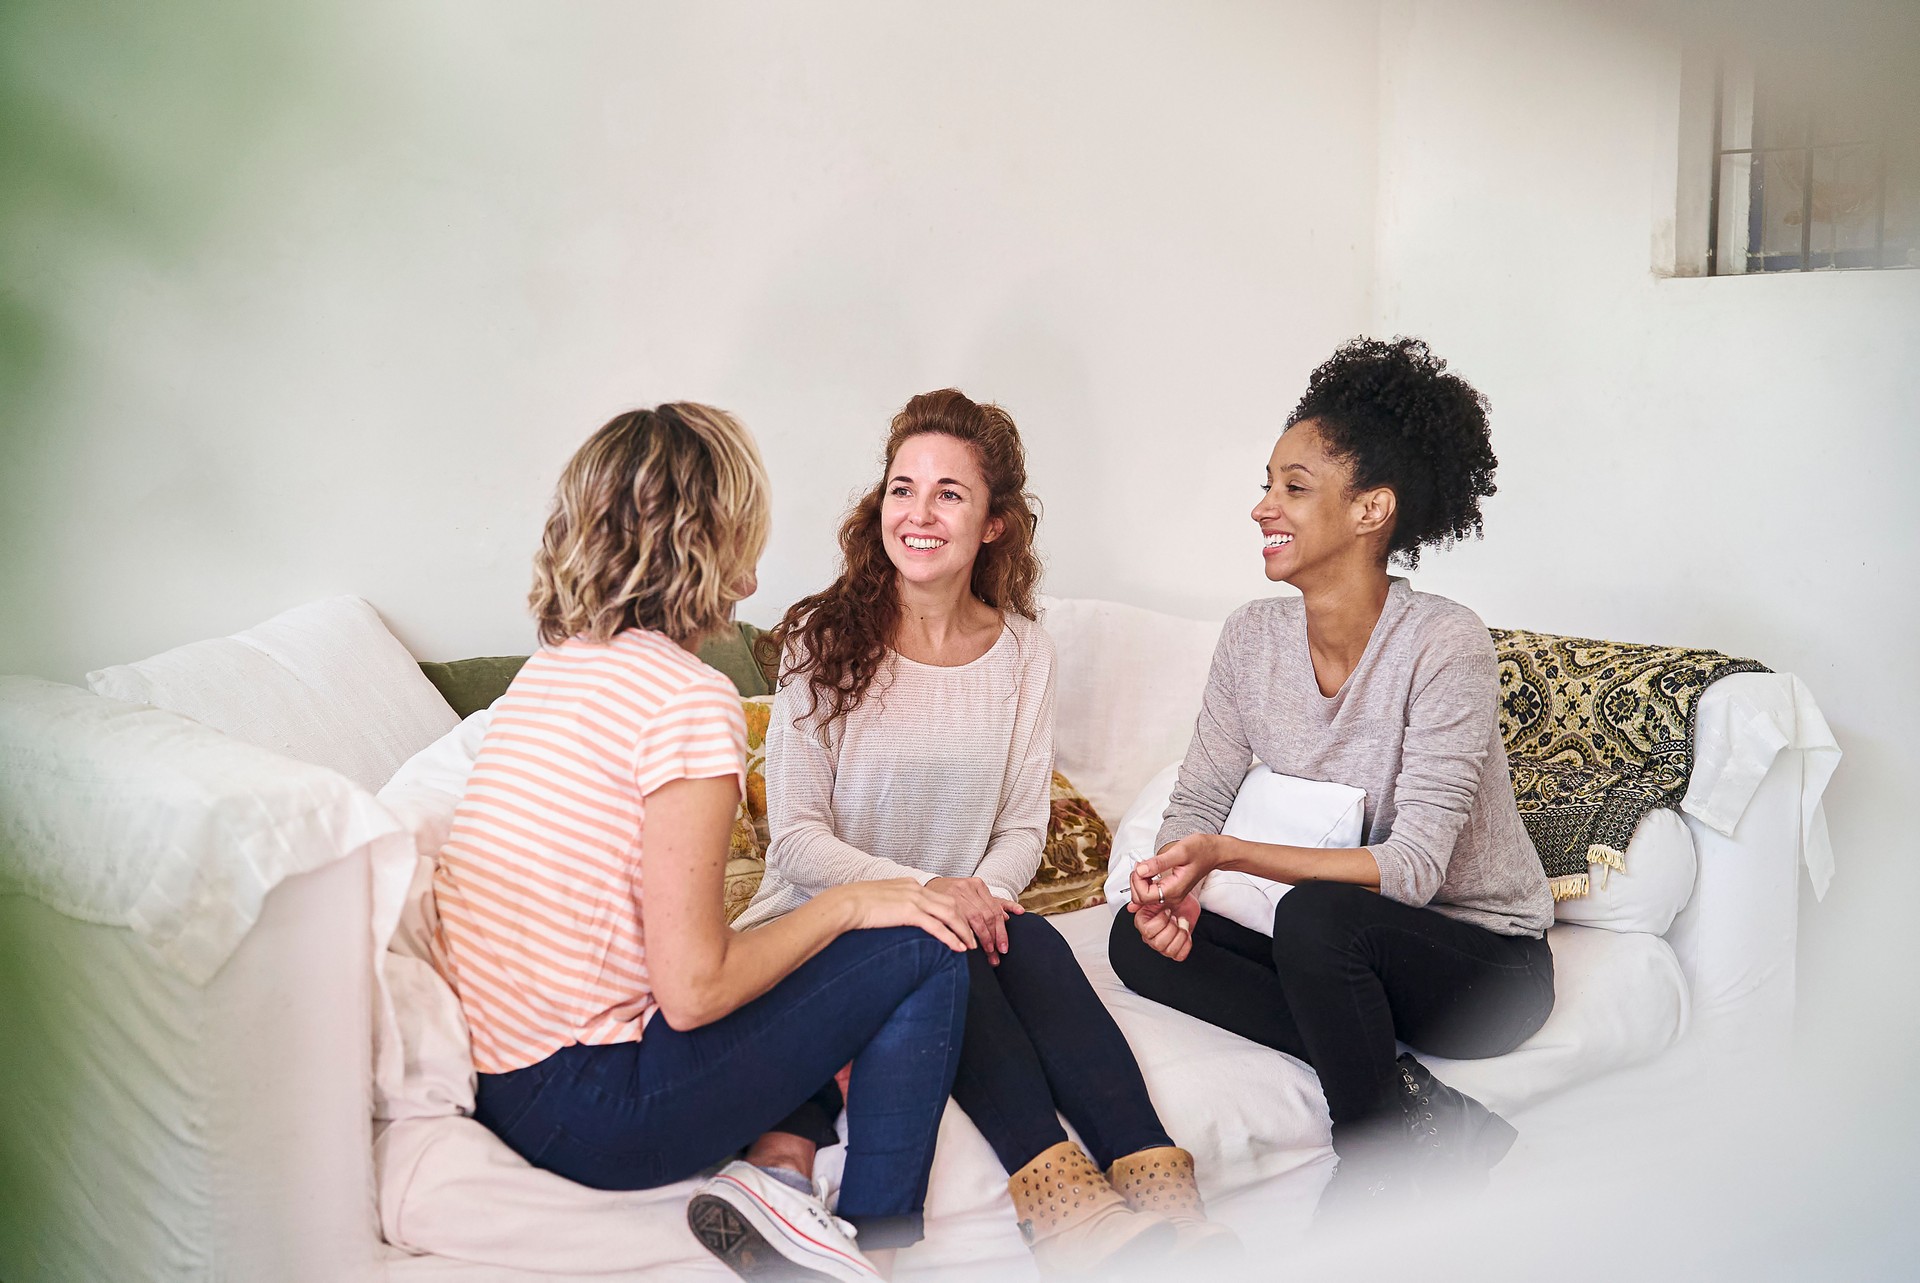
[0,853,384,1283]
[1665,672,1838,1051]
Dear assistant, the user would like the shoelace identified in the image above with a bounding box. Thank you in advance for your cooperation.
[799,1181,865,1253]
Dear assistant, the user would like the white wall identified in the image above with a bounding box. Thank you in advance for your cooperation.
[1371,0,1920,1059]
[0,0,1380,679]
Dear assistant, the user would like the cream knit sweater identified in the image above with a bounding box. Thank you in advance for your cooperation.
[733,613,1055,930]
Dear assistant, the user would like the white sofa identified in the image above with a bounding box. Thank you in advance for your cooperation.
[0,595,1840,1282]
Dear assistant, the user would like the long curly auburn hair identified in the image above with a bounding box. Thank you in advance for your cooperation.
[766,388,1042,724]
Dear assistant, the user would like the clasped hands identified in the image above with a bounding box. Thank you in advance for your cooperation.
[1126,834,1218,963]
[925,876,1024,965]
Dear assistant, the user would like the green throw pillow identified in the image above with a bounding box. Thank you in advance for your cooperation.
[419,621,773,718]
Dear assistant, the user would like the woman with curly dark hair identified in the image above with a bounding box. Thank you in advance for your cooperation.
[732,389,1234,1275]
[1108,337,1555,1219]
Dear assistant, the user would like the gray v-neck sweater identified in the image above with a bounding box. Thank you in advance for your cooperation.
[1157,578,1553,937]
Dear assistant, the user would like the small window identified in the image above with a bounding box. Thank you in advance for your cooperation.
[1709,61,1918,274]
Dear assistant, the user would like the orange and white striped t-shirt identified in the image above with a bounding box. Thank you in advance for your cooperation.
[431,628,745,1075]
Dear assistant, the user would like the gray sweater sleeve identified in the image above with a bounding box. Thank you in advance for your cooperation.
[1367,623,1498,908]
[1155,618,1255,852]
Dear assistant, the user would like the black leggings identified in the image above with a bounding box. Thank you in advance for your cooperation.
[1108,882,1554,1136]
[779,912,1175,1174]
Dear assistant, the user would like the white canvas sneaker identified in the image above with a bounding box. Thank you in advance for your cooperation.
[686,1160,884,1282]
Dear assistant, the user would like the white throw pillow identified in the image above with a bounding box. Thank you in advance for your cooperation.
[378,710,492,866]
[1105,761,1365,935]
[371,714,494,1122]
[1552,807,1697,936]
[86,596,459,793]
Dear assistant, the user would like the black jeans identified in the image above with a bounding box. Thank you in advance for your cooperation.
[949,911,1174,1173]
[1108,882,1554,1138]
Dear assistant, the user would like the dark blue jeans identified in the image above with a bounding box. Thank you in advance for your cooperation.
[947,911,1174,1174]
[473,927,968,1248]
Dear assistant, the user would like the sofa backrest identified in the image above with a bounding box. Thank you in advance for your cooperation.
[85,596,459,794]
[1039,596,1223,826]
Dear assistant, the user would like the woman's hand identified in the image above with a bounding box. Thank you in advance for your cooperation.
[825,878,978,953]
[927,876,1025,965]
[1131,892,1202,961]
[1129,834,1218,913]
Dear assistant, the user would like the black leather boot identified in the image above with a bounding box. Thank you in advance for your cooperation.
[1394,1053,1518,1196]
[1315,1056,1520,1229]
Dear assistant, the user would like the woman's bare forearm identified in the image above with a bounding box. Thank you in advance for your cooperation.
[658,889,852,1030]
[1206,834,1383,889]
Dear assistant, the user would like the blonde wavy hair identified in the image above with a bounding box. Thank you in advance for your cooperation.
[530,403,770,647]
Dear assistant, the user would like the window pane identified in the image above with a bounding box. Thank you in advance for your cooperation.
[1810,145,1881,266]
[1757,150,1809,268]
[1811,94,1879,147]
[1884,138,1920,268]
[1754,72,1809,150]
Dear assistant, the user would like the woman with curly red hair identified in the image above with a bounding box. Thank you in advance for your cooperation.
[732,389,1234,1276]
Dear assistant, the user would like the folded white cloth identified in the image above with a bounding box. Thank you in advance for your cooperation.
[1681,672,1840,899]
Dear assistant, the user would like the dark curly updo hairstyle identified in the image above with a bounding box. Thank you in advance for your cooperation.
[1286,336,1497,569]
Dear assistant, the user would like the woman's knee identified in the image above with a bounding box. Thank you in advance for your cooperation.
[854,924,971,990]
[1001,910,1070,963]
[1268,882,1376,967]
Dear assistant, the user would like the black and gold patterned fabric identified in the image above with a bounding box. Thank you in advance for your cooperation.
[1490,629,1768,900]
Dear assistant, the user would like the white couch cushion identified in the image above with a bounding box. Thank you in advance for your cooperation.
[1039,597,1221,825]
[1553,807,1697,936]
[87,596,458,793]
[1421,921,1690,1116]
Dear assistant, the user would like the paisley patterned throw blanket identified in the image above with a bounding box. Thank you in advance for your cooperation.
[1490,629,1768,901]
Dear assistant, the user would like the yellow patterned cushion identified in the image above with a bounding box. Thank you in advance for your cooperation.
[1020,771,1112,916]
[724,696,773,922]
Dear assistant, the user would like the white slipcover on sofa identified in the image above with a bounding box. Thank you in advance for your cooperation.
[0,595,1839,1281]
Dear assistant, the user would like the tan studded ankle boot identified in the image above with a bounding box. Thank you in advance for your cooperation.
[1106,1146,1242,1259]
[1006,1141,1176,1276]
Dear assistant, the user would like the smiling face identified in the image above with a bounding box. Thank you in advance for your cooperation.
[1252,419,1394,587]
[881,432,1004,592]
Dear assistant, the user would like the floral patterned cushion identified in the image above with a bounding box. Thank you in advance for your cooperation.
[1020,772,1112,915]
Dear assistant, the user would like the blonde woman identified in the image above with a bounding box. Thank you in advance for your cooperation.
[735,390,1236,1275]
[431,404,975,1283]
